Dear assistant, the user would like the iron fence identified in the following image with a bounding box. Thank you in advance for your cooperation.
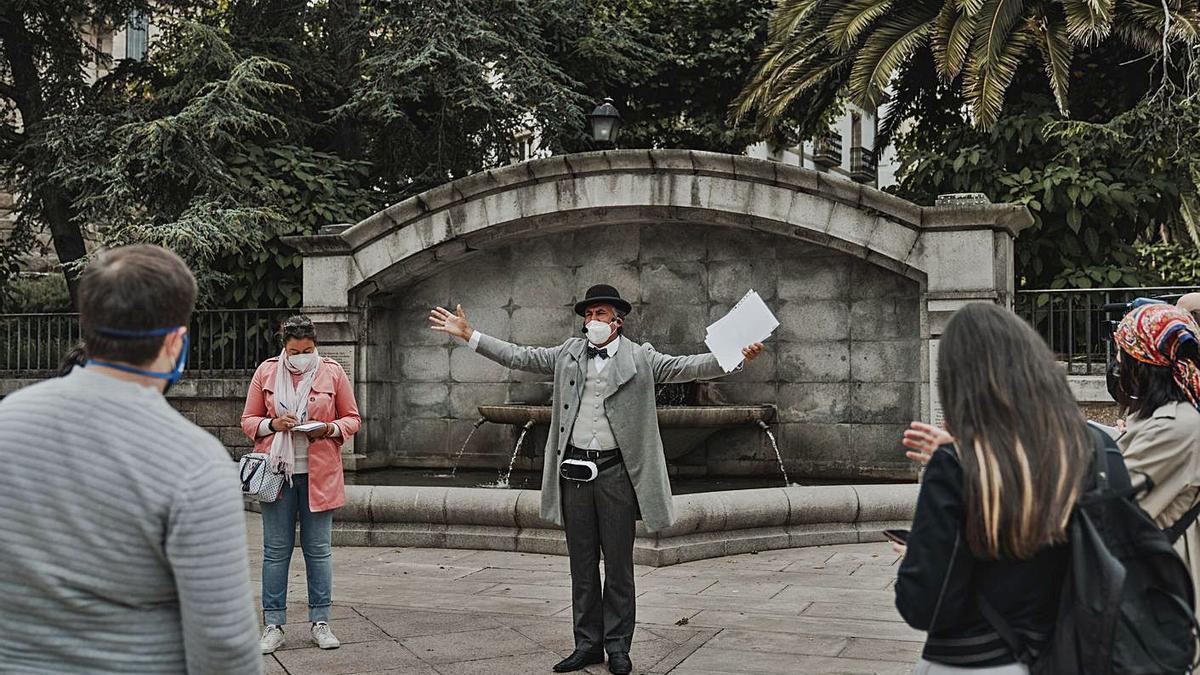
[0,308,292,377]
[1014,286,1200,375]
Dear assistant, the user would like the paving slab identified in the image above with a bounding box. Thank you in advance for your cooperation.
[243,513,924,674]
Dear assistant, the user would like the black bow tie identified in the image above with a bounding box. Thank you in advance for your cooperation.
[587,346,609,360]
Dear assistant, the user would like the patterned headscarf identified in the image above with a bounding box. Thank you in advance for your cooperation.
[1113,303,1200,410]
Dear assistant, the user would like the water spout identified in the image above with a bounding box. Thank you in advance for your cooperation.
[495,420,535,488]
[450,417,489,478]
[757,420,790,487]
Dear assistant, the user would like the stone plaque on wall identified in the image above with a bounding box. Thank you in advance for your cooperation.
[321,344,355,383]
[929,339,944,428]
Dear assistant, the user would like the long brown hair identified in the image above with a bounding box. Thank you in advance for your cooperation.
[938,303,1091,560]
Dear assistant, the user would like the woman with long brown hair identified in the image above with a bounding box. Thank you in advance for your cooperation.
[895,303,1126,673]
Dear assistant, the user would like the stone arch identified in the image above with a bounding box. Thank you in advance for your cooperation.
[286,149,1032,478]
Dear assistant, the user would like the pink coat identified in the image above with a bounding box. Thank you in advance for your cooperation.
[240,357,361,512]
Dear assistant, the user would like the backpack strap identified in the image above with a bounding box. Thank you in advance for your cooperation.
[1164,495,1200,544]
[976,594,1037,666]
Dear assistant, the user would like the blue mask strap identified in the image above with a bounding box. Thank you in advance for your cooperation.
[85,359,175,379]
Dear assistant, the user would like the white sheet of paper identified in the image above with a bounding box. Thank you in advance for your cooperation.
[704,289,779,372]
[292,421,326,433]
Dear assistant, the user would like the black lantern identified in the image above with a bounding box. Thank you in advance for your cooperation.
[587,97,622,146]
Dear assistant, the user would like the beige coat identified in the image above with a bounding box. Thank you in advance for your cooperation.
[1119,400,1200,610]
[475,334,724,532]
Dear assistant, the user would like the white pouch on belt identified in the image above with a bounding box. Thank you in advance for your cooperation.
[560,458,600,482]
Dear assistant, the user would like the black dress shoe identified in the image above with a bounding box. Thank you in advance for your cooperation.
[607,652,632,674]
[553,650,605,673]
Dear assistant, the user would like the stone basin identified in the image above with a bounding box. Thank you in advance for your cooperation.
[477,404,776,459]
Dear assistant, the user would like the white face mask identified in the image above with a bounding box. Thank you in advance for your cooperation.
[584,320,615,346]
[288,352,319,371]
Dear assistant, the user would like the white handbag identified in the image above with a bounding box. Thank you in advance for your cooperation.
[238,452,285,502]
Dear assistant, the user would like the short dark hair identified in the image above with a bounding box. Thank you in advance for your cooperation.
[78,245,197,366]
[1116,346,1195,418]
[279,315,318,346]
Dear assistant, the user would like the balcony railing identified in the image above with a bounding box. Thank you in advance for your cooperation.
[812,136,842,167]
[0,308,292,377]
[1014,286,1200,375]
[850,146,876,183]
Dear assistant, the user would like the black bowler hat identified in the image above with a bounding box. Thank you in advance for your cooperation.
[574,284,632,316]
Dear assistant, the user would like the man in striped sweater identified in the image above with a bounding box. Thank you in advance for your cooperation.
[0,245,261,674]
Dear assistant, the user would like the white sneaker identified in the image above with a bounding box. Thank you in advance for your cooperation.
[260,625,285,654]
[311,621,340,649]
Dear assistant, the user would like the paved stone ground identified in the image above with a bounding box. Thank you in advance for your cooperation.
[248,514,923,675]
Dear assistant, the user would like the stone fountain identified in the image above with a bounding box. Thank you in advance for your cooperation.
[277,148,1034,565]
[476,403,775,460]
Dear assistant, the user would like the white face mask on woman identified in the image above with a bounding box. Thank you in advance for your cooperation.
[288,352,319,371]
[584,320,617,346]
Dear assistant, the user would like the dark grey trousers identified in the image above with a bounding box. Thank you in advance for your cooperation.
[560,460,638,656]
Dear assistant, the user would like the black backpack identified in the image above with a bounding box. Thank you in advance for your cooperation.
[980,429,1199,674]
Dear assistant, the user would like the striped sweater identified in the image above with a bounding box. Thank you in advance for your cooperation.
[0,367,261,674]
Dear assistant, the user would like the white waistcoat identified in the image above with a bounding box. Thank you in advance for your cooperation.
[569,355,619,450]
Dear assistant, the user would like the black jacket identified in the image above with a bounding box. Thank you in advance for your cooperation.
[895,436,1130,667]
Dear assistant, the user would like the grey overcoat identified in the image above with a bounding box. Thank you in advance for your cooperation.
[475,333,725,532]
[1120,400,1200,617]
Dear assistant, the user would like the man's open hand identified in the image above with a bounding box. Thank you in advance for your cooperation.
[429,304,474,341]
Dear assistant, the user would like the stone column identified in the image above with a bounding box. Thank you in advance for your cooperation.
[915,205,1033,426]
[281,225,365,468]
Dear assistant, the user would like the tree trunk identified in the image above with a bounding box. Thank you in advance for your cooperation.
[0,6,88,307]
[42,189,87,303]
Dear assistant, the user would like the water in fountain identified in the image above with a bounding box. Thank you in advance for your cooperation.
[492,421,533,489]
[449,417,488,478]
[758,421,790,486]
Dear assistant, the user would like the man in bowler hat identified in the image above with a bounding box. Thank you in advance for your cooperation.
[430,284,763,674]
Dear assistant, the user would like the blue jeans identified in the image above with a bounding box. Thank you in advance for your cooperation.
[260,474,333,625]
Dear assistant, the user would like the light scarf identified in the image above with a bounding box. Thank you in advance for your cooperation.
[1114,303,1200,411]
[268,349,320,480]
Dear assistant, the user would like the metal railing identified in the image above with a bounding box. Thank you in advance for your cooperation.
[813,135,842,167]
[0,308,292,377]
[850,146,876,183]
[1014,286,1200,375]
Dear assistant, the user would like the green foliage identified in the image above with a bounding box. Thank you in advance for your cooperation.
[0,275,71,313]
[614,0,783,151]
[1136,241,1200,284]
[891,43,1200,289]
[33,20,380,306]
[737,0,1200,133]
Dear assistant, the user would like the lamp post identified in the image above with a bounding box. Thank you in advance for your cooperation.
[587,97,622,147]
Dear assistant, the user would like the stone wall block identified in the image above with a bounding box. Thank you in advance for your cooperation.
[512,267,577,308]
[850,340,922,383]
[640,262,707,305]
[449,345,510,383]
[776,341,851,383]
[399,346,450,382]
[850,297,921,341]
[449,383,510,419]
[709,259,779,303]
[775,299,850,342]
[777,383,851,423]
[641,223,708,262]
[849,382,921,423]
[393,382,450,418]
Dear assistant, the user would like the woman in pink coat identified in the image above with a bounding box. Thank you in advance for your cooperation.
[240,315,360,655]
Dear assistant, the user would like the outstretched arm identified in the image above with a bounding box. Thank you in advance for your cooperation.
[650,342,764,383]
[430,304,563,375]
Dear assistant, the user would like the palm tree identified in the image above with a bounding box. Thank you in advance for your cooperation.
[734,0,1200,132]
